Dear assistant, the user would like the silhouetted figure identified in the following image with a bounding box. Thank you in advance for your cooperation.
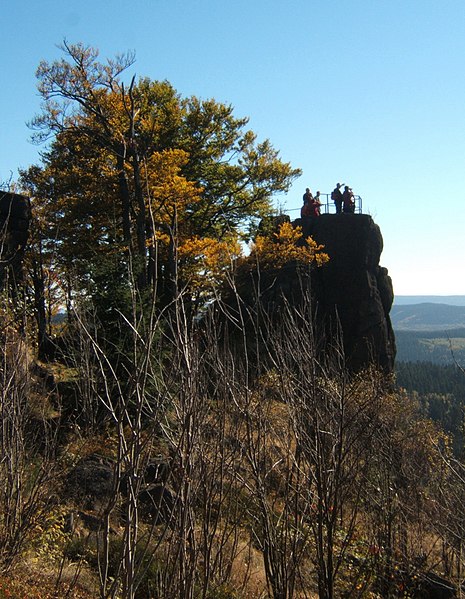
[303,187,313,206]
[342,186,355,213]
[301,199,313,218]
[331,183,344,214]
[313,191,322,216]
[301,187,314,218]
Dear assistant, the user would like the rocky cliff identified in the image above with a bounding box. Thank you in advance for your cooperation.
[297,213,396,373]
[0,191,395,373]
[221,212,395,375]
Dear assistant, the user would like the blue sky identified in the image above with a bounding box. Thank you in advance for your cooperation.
[2,0,465,295]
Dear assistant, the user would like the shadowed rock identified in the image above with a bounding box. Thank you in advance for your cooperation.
[0,191,30,290]
[297,213,396,373]
[221,212,396,374]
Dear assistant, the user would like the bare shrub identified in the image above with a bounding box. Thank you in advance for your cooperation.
[0,310,59,572]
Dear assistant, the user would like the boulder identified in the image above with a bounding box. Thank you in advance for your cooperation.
[66,454,115,509]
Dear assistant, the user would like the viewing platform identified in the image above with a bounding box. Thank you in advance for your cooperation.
[285,193,363,216]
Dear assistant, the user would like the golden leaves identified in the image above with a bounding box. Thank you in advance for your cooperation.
[144,149,203,223]
[249,222,329,269]
[178,235,241,288]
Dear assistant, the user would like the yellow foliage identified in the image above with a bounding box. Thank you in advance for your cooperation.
[178,235,242,288]
[147,230,242,288]
[249,222,329,269]
[143,149,203,224]
[150,230,171,246]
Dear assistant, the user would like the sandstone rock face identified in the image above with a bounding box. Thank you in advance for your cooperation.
[0,191,31,289]
[297,213,396,373]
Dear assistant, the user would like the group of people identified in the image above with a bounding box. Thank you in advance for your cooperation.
[300,183,356,217]
[331,183,355,214]
[300,188,323,217]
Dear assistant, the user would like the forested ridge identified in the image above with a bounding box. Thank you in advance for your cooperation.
[395,325,465,456]
[1,42,465,599]
[396,360,465,454]
[391,303,465,330]
[395,328,465,364]
[396,360,465,396]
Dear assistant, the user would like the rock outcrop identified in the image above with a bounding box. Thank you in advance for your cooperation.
[220,211,395,374]
[0,191,394,373]
[0,191,30,290]
[297,213,395,373]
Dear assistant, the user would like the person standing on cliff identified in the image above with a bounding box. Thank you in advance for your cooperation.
[331,183,343,214]
[303,187,313,206]
[342,186,355,213]
[313,191,322,216]
[301,187,314,217]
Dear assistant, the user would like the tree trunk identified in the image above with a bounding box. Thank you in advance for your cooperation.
[116,149,132,247]
[132,155,147,290]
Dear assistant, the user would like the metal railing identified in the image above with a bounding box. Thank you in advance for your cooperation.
[284,193,363,216]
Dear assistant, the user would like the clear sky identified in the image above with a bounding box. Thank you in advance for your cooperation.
[2,0,465,296]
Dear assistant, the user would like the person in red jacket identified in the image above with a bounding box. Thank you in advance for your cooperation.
[342,186,355,213]
[301,187,314,217]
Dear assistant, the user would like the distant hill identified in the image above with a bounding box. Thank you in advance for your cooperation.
[392,301,465,363]
[391,302,465,331]
[395,295,465,306]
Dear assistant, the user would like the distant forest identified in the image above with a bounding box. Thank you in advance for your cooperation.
[395,323,465,455]
[396,360,465,397]
[395,328,465,364]
[396,360,465,454]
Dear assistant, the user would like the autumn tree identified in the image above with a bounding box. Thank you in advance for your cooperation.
[23,41,300,322]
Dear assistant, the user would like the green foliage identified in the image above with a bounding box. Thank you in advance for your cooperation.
[30,507,70,562]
